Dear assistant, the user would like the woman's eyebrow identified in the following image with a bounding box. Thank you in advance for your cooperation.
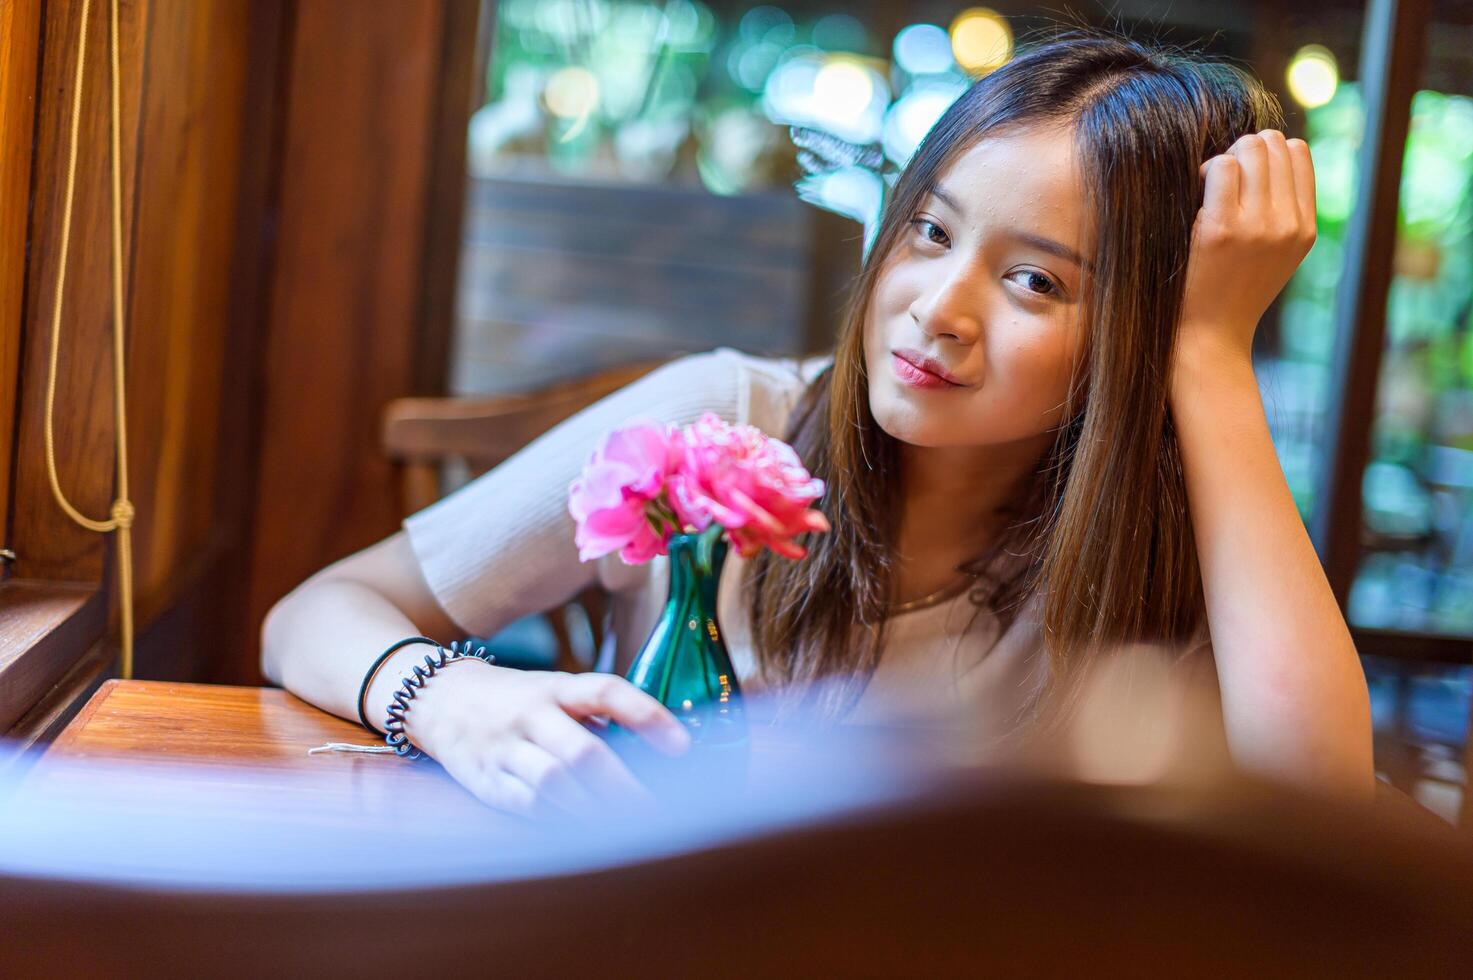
[928,183,1092,273]
[1007,229,1092,273]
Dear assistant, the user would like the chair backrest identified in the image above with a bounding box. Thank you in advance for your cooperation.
[381,358,671,514]
[5,775,1472,976]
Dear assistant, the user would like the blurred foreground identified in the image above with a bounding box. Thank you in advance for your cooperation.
[1,651,1469,976]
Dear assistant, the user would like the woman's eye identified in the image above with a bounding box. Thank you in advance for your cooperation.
[909,218,949,247]
[904,220,1061,298]
[1006,269,1060,298]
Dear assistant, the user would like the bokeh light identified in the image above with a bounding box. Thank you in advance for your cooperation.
[813,58,876,122]
[763,51,889,146]
[893,23,954,76]
[739,5,794,45]
[882,78,966,166]
[731,41,785,92]
[949,7,1011,76]
[811,12,867,52]
[544,65,601,119]
[1287,44,1339,109]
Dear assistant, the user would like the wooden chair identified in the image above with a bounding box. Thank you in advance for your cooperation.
[381,358,673,672]
[5,771,1472,976]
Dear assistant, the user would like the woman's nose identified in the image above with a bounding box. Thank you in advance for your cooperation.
[908,270,982,344]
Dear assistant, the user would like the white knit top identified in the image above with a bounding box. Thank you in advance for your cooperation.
[402,346,1050,732]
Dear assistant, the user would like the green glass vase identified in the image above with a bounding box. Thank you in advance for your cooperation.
[601,522,750,802]
[625,523,748,748]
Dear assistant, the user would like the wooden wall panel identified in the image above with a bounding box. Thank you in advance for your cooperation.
[0,0,479,703]
[123,0,255,627]
[4,0,472,690]
[11,0,269,614]
[10,0,147,583]
[0,0,41,540]
[240,0,462,682]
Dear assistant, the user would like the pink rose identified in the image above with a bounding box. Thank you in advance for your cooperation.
[667,412,830,560]
[567,419,681,563]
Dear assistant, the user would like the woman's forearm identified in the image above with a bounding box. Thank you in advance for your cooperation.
[261,578,454,729]
[1169,335,1374,799]
[261,573,688,818]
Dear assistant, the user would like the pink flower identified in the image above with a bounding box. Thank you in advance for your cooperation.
[567,419,681,563]
[667,412,830,560]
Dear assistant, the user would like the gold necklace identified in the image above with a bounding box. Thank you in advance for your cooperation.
[886,572,978,615]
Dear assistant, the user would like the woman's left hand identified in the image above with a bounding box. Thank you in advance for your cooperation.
[1177,129,1318,364]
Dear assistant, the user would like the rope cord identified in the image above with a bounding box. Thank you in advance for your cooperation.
[43,0,135,679]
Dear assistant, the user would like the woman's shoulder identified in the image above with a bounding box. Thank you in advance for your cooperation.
[687,345,832,434]
[708,344,832,384]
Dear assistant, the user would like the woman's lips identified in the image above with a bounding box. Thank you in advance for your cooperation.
[892,352,963,390]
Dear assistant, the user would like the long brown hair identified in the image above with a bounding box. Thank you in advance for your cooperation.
[745,28,1284,730]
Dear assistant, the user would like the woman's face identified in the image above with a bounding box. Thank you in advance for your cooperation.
[864,123,1093,450]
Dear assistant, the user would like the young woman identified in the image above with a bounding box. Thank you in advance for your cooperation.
[261,31,1374,817]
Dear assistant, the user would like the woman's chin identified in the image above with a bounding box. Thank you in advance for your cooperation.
[870,403,953,448]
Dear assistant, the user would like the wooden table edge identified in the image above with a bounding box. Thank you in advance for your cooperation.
[48,678,122,752]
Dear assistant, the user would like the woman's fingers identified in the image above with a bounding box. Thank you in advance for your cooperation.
[525,707,658,806]
[1201,130,1315,247]
[501,739,599,817]
[1257,130,1298,218]
[1228,131,1271,214]
[1200,153,1241,230]
[552,672,692,757]
[1286,137,1318,235]
[441,749,541,818]
[461,765,538,818]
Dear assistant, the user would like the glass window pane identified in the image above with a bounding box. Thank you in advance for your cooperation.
[1346,0,1473,635]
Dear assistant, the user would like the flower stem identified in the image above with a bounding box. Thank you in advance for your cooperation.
[645,498,682,537]
[695,520,726,573]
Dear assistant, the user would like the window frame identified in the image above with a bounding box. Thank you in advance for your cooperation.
[0,0,141,743]
[0,0,39,549]
[1304,0,1473,664]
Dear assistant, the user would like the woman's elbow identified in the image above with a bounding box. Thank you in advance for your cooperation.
[259,585,305,686]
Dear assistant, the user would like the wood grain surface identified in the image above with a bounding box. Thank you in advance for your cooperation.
[28,678,1462,863]
[36,679,844,815]
[0,0,41,530]
[2,1,288,699]
[10,0,146,584]
[49,679,401,765]
[0,581,104,732]
[34,678,491,824]
[32,679,942,823]
[243,0,464,684]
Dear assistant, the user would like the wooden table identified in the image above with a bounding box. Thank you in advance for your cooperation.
[53,679,411,762]
[32,679,491,819]
[24,679,940,829]
[33,679,1462,828]
[50,679,436,772]
[9,678,1030,903]
[14,679,912,890]
[32,680,822,832]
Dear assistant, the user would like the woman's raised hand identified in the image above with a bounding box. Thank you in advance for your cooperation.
[1178,129,1318,363]
[403,662,691,819]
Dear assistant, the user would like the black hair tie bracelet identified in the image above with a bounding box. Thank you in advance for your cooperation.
[382,638,495,760]
[357,636,442,733]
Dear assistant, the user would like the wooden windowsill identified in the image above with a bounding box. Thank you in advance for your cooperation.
[0,579,105,732]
